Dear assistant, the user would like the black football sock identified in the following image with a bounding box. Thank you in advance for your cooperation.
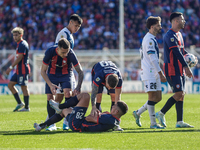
[96,103,102,112]
[47,100,55,118]
[161,96,177,114]
[13,93,22,104]
[59,96,79,109]
[24,96,29,109]
[110,102,115,111]
[40,114,63,127]
[176,101,183,122]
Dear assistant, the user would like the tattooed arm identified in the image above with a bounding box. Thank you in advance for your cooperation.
[73,63,84,95]
[90,83,100,116]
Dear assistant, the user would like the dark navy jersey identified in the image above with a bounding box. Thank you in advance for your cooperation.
[163,29,188,76]
[81,112,120,132]
[92,61,122,89]
[16,40,30,75]
[43,45,79,75]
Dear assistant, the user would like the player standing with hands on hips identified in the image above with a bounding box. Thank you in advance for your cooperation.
[6,27,31,112]
[156,12,197,128]
[132,16,167,129]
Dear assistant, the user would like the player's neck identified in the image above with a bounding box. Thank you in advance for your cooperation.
[171,26,180,32]
[67,26,72,34]
[149,31,156,36]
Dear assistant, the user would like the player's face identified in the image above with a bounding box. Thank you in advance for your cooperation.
[153,21,162,34]
[111,104,120,114]
[177,15,186,29]
[70,20,81,33]
[57,47,69,58]
[13,33,22,43]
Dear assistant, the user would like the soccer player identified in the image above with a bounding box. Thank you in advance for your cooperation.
[132,16,167,129]
[34,93,128,132]
[41,38,84,130]
[46,14,83,131]
[90,60,124,131]
[155,12,196,128]
[6,27,31,112]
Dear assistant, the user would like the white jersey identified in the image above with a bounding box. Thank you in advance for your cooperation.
[140,32,160,80]
[55,27,74,49]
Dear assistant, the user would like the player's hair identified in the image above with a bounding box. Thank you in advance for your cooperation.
[11,27,24,35]
[170,12,183,22]
[107,74,119,89]
[58,38,70,49]
[117,101,128,115]
[69,14,83,24]
[146,16,161,29]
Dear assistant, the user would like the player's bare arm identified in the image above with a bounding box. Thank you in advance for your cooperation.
[74,63,84,94]
[90,83,100,116]
[41,63,58,95]
[115,88,122,104]
[184,66,193,78]
[6,54,23,75]
[158,71,167,82]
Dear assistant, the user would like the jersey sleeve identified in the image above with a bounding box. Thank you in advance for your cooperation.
[98,114,119,126]
[18,44,26,55]
[116,74,123,88]
[69,49,79,67]
[43,48,52,65]
[145,39,156,55]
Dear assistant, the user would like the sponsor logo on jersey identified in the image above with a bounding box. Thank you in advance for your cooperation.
[171,38,174,42]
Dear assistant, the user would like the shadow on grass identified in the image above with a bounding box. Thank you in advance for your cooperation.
[1,128,200,135]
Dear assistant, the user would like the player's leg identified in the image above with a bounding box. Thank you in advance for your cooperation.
[8,73,24,112]
[20,85,30,111]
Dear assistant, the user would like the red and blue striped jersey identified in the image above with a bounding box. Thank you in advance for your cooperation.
[92,60,122,89]
[163,29,188,76]
[43,45,79,75]
[16,40,30,75]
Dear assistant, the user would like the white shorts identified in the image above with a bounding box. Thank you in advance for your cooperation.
[143,77,161,93]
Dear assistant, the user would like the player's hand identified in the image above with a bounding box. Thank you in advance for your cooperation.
[184,67,193,78]
[194,56,198,66]
[85,114,98,123]
[90,106,100,117]
[72,87,81,96]
[50,84,59,95]
[159,71,167,82]
[5,68,11,75]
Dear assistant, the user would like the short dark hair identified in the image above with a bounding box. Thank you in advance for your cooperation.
[146,16,161,29]
[170,12,183,22]
[70,14,83,24]
[107,74,119,89]
[58,38,70,49]
[117,101,128,115]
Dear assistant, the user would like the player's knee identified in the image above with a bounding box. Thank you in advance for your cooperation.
[82,93,90,101]
[64,91,72,98]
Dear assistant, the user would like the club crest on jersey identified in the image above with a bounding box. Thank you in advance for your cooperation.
[171,38,174,42]
[61,35,64,38]
[176,84,180,89]
[63,60,66,63]
[149,42,152,45]
[96,77,100,82]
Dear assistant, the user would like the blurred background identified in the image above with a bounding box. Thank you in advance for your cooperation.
[0,0,200,93]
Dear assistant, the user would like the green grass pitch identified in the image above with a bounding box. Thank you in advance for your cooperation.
[0,93,200,149]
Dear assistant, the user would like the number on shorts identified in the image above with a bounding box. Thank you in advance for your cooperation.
[76,112,84,119]
[150,82,157,89]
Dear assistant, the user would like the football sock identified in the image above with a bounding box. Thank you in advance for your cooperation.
[111,102,115,111]
[176,101,183,122]
[24,95,29,109]
[137,101,148,115]
[63,117,68,124]
[161,96,176,114]
[41,114,63,127]
[96,103,102,112]
[147,101,157,125]
[13,93,22,104]
[47,100,55,118]
[59,96,79,109]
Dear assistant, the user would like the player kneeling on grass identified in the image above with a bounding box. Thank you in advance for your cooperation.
[34,93,128,132]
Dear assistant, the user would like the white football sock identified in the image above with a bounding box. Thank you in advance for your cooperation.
[147,104,156,126]
[137,101,148,115]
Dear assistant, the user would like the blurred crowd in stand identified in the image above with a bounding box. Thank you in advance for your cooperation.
[0,0,199,50]
[0,0,200,82]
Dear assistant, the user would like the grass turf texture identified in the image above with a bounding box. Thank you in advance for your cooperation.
[0,93,200,149]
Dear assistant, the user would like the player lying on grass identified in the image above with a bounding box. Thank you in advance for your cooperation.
[34,93,128,132]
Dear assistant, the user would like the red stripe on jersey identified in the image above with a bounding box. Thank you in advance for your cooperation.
[168,50,175,76]
[82,123,99,127]
[74,63,79,67]
[50,55,58,74]
[43,61,48,65]
[169,45,178,49]
[27,64,31,74]
[116,86,122,89]
[62,57,68,74]
[105,73,113,78]
[21,56,26,74]
[93,81,99,87]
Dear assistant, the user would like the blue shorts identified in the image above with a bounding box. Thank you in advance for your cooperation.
[67,107,87,132]
[45,74,72,94]
[10,73,29,86]
[166,76,185,93]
